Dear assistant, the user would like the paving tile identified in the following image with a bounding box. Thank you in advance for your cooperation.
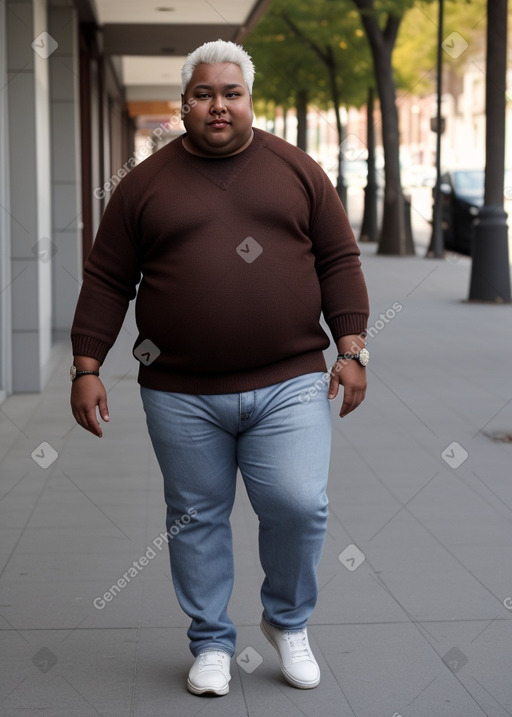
[0,629,136,717]
[1,242,512,715]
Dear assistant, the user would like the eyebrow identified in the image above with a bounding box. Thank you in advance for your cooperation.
[191,83,244,91]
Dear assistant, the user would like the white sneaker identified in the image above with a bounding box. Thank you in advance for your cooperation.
[260,614,320,689]
[186,649,231,696]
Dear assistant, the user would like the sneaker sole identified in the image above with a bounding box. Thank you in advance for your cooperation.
[186,678,229,696]
[260,617,320,689]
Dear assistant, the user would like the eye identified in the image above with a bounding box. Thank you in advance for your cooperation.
[226,92,240,98]
[196,92,211,100]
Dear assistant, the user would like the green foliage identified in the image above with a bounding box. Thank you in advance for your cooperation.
[352,0,417,30]
[394,0,487,93]
[244,0,373,112]
[246,0,489,113]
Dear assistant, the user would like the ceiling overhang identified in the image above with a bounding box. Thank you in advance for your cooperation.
[83,0,270,118]
[102,23,240,57]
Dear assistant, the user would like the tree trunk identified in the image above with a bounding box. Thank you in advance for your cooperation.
[360,87,378,242]
[324,46,347,208]
[281,14,348,205]
[374,47,414,254]
[353,0,415,255]
[296,89,308,152]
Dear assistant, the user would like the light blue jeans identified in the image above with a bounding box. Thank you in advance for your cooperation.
[140,372,331,657]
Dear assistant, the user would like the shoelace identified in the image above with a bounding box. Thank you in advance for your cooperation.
[197,650,228,672]
[284,631,310,663]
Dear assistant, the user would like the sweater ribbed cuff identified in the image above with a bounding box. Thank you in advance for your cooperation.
[71,334,112,365]
[328,313,368,341]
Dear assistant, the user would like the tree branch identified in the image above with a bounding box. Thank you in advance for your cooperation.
[383,12,402,48]
[352,0,402,51]
[351,0,383,50]
[281,12,332,68]
[352,0,373,11]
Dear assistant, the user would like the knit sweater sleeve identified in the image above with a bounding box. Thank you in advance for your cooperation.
[309,168,369,340]
[71,184,141,363]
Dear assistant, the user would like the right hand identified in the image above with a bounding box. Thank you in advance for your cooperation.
[71,376,110,437]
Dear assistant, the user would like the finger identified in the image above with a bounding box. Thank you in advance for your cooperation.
[72,403,102,437]
[339,387,354,417]
[340,387,366,418]
[328,370,340,399]
[84,407,103,437]
[98,395,110,423]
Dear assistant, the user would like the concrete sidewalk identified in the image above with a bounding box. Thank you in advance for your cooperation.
[1,236,512,716]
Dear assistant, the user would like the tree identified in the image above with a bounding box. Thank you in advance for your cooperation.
[394,0,487,89]
[351,0,416,254]
[352,0,487,255]
[398,0,487,259]
[277,5,371,204]
[245,8,331,152]
[245,0,372,202]
[248,0,488,254]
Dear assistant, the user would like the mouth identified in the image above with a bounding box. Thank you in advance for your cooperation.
[208,120,230,129]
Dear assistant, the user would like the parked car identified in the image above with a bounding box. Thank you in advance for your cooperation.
[438,169,484,255]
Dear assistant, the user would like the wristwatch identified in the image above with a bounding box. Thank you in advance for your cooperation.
[70,365,100,382]
[337,348,370,367]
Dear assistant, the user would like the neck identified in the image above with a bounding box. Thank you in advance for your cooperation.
[182,129,254,158]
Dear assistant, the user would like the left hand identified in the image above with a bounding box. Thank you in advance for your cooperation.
[328,359,367,418]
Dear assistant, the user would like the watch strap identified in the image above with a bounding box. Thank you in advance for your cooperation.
[73,370,99,381]
[337,348,369,367]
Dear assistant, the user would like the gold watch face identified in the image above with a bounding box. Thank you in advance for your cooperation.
[70,364,77,381]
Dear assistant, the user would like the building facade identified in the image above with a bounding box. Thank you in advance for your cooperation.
[0,0,132,398]
[0,0,269,399]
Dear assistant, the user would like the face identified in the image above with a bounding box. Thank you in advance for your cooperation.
[181,62,254,157]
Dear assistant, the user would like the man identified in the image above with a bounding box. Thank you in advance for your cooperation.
[70,40,369,696]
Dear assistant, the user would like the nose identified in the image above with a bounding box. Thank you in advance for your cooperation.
[210,95,226,114]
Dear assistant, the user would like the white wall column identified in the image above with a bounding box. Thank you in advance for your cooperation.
[0,1,12,401]
[7,0,53,392]
[49,0,82,333]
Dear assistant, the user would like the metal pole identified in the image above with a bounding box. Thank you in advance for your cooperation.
[426,0,444,258]
[360,87,378,243]
[468,0,511,302]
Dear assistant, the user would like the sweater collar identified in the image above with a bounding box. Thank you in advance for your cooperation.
[176,128,264,190]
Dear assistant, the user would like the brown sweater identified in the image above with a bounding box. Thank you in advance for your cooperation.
[71,128,369,393]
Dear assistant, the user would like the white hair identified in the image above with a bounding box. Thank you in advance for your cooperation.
[181,40,255,95]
